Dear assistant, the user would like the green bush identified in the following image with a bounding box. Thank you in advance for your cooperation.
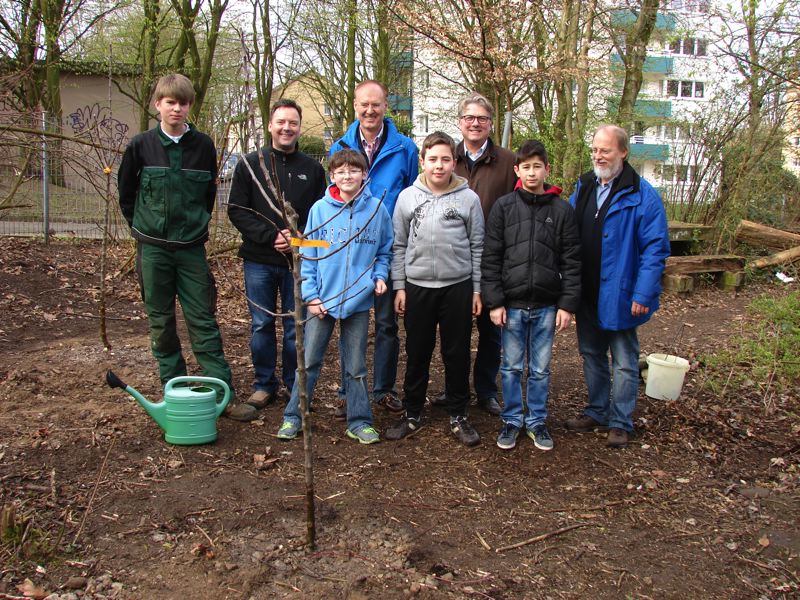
[297,135,327,156]
[704,291,800,392]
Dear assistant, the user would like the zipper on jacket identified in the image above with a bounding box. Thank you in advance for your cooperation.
[342,204,354,316]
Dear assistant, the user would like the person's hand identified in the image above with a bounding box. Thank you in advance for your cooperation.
[374,279,387,296]
[490,306,506,327]
[555,309,572,332]
[394,289,406,315]
[308,298,327,319]
[273,228,292,253]
[472,292,482,317]
[631,301,650,317]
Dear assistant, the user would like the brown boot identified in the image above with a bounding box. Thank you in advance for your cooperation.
[607,428,629,449]
[564,414,607,432]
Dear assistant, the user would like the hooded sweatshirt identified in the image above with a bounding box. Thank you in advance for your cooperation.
[300,184,393,320]
[392,174,484,292]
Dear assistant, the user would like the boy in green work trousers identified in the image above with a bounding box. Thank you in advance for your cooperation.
[118,73,241,414]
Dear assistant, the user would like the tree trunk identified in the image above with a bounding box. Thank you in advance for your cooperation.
[615,0,659,131]
[735,220,800,251]
[747,245,800,270]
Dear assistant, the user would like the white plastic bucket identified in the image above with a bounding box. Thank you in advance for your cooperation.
[645,353,690,400]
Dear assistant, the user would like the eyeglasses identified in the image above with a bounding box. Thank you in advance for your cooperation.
[332,168,362,177]
[460,115,491,125]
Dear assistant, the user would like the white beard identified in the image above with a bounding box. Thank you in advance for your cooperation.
[593,159,623,182]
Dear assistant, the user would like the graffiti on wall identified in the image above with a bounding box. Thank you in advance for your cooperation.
[68,103,130,150]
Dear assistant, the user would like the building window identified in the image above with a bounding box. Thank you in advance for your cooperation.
[415,114,429,134]
[666,79,705,99]
[793,136,800,147]
[323,127,333,141]
[668,37,708,56]
[418,68,430,90]
[794,157,800,167]
[323,104,332,116]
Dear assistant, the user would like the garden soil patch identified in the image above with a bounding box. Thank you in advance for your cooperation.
[0,238,797,599]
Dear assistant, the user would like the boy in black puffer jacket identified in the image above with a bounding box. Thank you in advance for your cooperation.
[481,140,581,451]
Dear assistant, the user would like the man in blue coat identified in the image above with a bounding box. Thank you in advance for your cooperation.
[329,80,419,416]
[566,125,670,448]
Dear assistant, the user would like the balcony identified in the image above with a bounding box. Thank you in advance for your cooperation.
[388,94,412,112]
[611,10,677,31]
[629,137,670,161]
[607,98,672,119]
[610,54,674,75]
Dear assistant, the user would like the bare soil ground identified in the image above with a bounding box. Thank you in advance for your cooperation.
[0,237,797,600]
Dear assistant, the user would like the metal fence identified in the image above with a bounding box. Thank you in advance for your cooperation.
[0,143,328,241]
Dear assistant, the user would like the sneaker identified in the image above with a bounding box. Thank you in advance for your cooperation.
[429,392,448,407]
[527,424,554,451]
[477,396,502,416]
[496,423,521,450]
[224,403,258,422]
[375,393,404,413]
[450,416,480,447]
[333,398,347,421]
[607,428,629,449]
[385,416,424,440]
[564,414,608,432]
[346,425,380,445]
[276,420,301,440]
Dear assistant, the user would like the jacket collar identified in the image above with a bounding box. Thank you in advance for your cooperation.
[456,137,498,165]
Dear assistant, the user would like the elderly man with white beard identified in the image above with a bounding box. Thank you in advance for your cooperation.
[565,125,670,449]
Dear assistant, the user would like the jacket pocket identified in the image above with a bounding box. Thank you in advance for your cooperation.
[134,168,168,237]
[181,170,214,240]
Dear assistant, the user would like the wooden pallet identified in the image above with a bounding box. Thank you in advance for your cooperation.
[662,255,745,294]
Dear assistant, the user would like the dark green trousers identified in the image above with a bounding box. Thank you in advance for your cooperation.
[136,243,234,392]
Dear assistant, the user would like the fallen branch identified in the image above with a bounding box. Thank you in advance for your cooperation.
[475,530,491,551]
[72,437,116,546]
[544,499,626,513]
[495,522,590,553]
[747,245,800,270]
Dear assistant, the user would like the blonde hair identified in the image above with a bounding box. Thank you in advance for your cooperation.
[153,74,195,105]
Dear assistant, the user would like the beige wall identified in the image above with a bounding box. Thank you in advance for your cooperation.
[275,78,341,146]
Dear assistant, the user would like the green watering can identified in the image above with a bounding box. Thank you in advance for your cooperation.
[106,370,230,445]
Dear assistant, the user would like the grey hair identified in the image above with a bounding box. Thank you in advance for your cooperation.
[457,93,494,120]
[594,124,630,154]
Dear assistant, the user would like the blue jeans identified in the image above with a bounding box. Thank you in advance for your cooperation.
[339,280,399,400]
[473,310,501,399]
[576,303,640,432]
[243,260,296,393]
[284,311,373,432]
[500,306,556,429]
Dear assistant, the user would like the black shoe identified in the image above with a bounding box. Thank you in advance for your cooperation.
[385,416,424,440]
[450,416,480,447]
[477,396,502,416]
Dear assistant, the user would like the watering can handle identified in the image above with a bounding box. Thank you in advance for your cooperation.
[164,377,231,417]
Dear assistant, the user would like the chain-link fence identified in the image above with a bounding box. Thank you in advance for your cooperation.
[0,108,327,242]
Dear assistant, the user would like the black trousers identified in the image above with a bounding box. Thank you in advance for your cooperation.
[402,279,472,418]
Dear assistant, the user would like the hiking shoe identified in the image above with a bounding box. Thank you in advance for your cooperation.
[527,424,554,451]
[429,392,448,407]
[564,414,607,432]
[375,393,404,413]
[333,398,347,421]
[224,402,258,422]
[607,428,629,449]
[496,423,521,450]
[346,425,380,445]
[450,416,480,447]
[385,416,423,440]
[276,420,301,440]
[477,396,502,416]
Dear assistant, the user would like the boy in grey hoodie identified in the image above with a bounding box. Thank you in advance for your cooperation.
[386,131,484,447]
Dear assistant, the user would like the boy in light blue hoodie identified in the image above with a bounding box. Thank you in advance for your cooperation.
[276,149,393,444]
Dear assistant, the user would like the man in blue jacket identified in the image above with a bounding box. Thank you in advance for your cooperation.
[329,80,418,416]
[566,125,670,449]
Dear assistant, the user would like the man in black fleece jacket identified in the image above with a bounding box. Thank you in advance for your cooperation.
[227,99,326,421]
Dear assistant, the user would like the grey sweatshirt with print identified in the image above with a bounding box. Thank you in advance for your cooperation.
[392,174,484,292]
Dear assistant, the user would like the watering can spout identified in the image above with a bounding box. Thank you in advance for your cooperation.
[105,370,169,431]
